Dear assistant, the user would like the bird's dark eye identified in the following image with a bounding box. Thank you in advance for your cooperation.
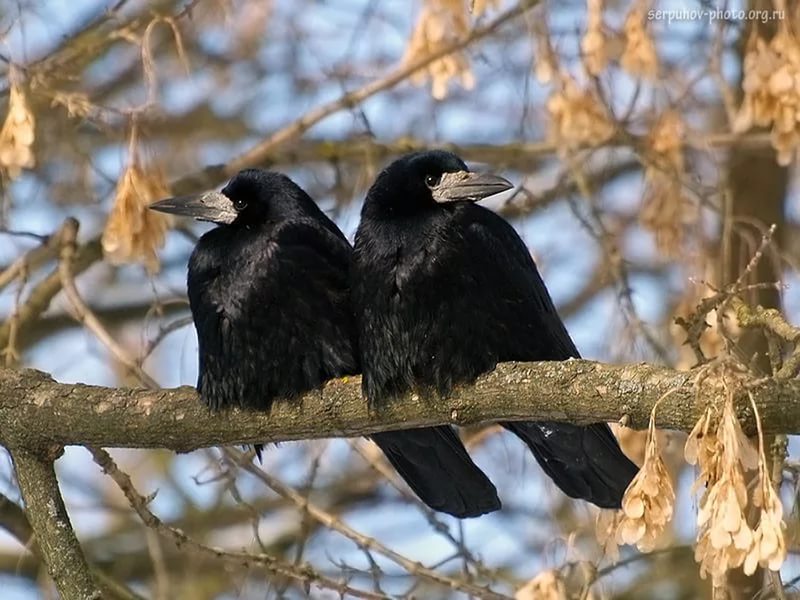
[232,198,248,211]
[424,174,441,188]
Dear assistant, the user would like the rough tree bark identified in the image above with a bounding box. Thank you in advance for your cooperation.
[0,360,798,454]
[12,449,101,599]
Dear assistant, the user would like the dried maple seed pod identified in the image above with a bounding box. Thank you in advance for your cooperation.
[546,73,614,151]
[620,0,658,79]
[734,27,800,165]
[615,406,675,552]
[641,111,696,256]
[581,0,609,76]
[0,83,36,179]
[514,569,567,600]
[102,143,173,274]
[403,0,476,100]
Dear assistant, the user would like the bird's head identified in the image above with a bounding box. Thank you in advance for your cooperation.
[363,150,513,217]
[149,169,315,227]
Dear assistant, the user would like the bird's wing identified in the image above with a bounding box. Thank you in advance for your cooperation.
[452,205,580,361]
[252,218,359,378]
[454,206,638,509]
[189,219,357,411]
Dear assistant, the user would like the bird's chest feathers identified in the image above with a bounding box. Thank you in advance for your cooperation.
[370,238,446,340]
[359,217,453,341]
[387,242,432,298]
[211,262,268,316]
[194,234,279,320]
[377,222,448,295]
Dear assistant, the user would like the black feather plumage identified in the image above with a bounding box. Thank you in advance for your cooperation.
[155,168,500,517]
[352,151,639,509]
[154,169,359,459]
[186,170,358,418]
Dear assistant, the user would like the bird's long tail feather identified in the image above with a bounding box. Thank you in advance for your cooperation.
[370,426,501,518]
[503,421,638,509]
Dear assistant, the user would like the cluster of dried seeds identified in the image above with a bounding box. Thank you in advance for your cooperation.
[581,0,609,76]
[0,83,35,179]
[594,399,675,563]
[546,74,615,150]
[595,365,786,590]
[616,402,675,552]
[533,22,557,85]
[734,26,800,165]
[687,368,786,586]
[102,140,172,274]
[514,569,567,600]
[403,0,480,100]
[576,0,658,78]
[620,2,658,79]
[640,110,694,255]
[595,508,624,563]
[746,463,786,576]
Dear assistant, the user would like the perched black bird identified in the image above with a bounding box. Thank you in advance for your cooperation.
[150,170,357,430]
[352,151,639,509]
[150,169,499,518]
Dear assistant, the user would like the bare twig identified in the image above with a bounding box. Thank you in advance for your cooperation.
[225,449,510,600]
[89,446,387,600]
[349,440,495,582]
[0,220,73,293]
[0,491,145,600]
[139,314,192,363]
[56,219,159,389]
[0,232,103,350]
[0,490,33,548]
[564,158,673,364]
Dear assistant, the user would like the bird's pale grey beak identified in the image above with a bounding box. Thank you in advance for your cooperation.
[431,170,513,203]
[149,191,238,225]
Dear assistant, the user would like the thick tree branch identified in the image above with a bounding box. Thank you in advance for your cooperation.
[0,360,798,453]
[11,448,101,600]
[0,487,146,600]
